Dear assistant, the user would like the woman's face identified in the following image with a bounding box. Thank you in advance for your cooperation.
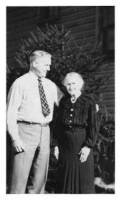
[65,77,83,96]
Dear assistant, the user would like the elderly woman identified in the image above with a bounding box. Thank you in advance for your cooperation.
[54,72,97,194]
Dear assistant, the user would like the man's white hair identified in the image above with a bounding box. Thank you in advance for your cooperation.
[30,50,51,63]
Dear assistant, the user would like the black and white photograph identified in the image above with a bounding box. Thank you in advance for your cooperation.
[6,5,115,195]
[1,1,120,198]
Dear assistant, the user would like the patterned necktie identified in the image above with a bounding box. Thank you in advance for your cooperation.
[38,77,50,117]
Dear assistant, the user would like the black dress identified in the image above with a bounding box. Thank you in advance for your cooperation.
[55,94,97,194]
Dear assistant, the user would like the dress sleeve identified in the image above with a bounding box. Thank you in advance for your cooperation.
[84,101,97,148]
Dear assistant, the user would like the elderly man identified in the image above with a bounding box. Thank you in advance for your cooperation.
[7,50,62,193]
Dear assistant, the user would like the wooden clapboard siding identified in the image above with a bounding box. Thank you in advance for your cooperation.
[95,62,114,114]
[7,6,114,115]
[58,6,96,46]
[7,7,46,62]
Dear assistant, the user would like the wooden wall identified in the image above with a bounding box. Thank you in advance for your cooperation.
[58,6,97,46]
[7,6,114,115]
[7,7,47,63]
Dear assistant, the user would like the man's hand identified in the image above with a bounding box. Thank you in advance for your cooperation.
[12,139,25,153]
[54,146,59,160]
[78,146,91,163]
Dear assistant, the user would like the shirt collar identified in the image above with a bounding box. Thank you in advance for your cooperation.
[29,71,46,81]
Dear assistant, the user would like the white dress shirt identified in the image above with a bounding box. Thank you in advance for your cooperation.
[7,71,62,141]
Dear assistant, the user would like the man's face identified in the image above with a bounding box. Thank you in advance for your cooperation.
[32,56,51,77]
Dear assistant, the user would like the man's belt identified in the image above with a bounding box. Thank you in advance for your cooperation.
[17,120,49,127]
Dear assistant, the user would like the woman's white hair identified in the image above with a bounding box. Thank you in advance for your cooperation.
[62,72,84,89]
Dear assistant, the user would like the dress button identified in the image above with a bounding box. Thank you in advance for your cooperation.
[70,108,74,111]
[69,120,72,123]
[70,114,73,117]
